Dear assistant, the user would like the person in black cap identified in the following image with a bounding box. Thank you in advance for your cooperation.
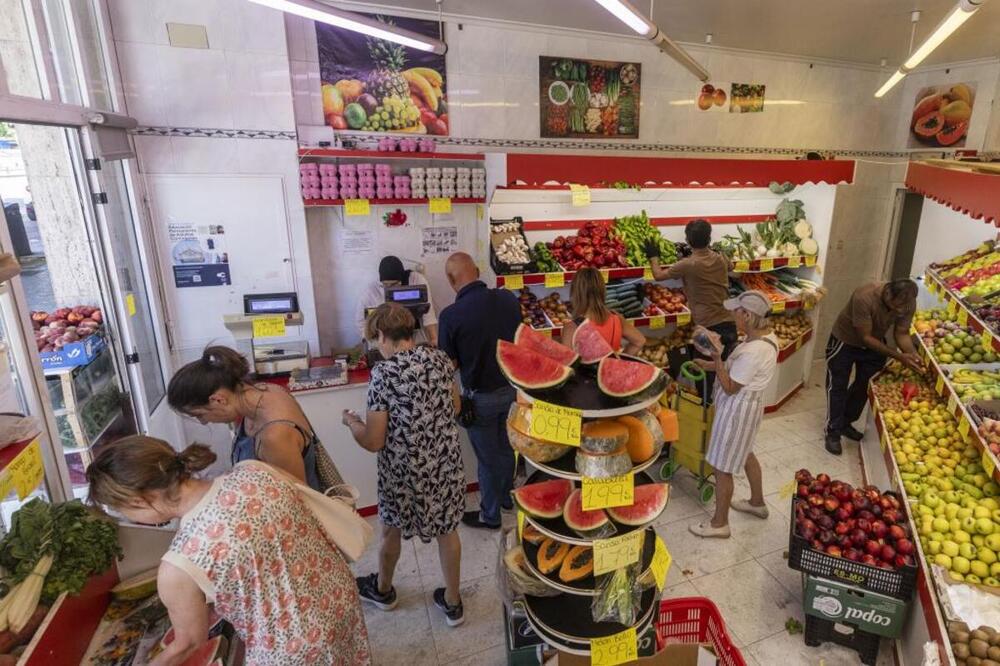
[357,255,438,345]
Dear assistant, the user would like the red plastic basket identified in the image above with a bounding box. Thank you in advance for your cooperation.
[656,597,745,666]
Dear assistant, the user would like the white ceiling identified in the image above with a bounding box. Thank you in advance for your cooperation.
[355,0,1000,67]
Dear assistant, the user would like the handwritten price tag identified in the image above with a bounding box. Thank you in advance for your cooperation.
[948,393,958,415]
[570,184,591,207]
[983,450,998,479]
[677,311,691,326]
[759,258,774,272]
[957,308,969,326]
[252,316,286,338]
[880,431,887,452]
[593,529,644,576]
[947,299,958,316]
[772,301,786,313]
[643,267,654,281]
[0,440,43,500]
[805,255,817,267]
[795,336,803,351]
[428,197,452,214]
[958,417,970,440]
[344,198,370,216]
[505,274,524,290]
[650,536,672,590]
[591,628,637,666]
[935,375,944,396]
[734,260,749,273]
[649,316,665,329]
[582,473,635,510]
[530,400,581,446]
[544,272,565,288]
[787,256,802,268]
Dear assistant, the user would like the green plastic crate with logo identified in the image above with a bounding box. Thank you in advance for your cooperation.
[802,574,910,638]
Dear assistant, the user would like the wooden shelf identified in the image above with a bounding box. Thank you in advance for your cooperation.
[298,147,485,161]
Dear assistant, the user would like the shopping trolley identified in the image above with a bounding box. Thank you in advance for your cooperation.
[659,361,716,504]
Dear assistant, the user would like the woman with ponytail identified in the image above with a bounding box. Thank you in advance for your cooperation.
[87,436,371,666]
[167,346,338,492]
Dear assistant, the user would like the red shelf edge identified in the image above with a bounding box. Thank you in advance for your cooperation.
[520,214,775,231]
[776,328,814,363]
[304,197,485,207]
[298,147,485,161]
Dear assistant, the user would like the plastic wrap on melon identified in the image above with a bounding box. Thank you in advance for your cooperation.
[496,528,560,605]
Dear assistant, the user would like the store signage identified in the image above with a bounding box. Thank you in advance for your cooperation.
[947,393,958,414]
[126,293,136,317]
[344,199,371,216]
[787,256,801,268]
[982,330,994,352]
[957,308,968,326]
[0,439,43,500]
[650,536,672,590]
[590,627,637,666]
[778,479,797,499]
[958,417,970,439]
[428,197,452,214]
[803,576,908,637]
[772,301,785,313]
[581,473,634,510]
[649,316,665,329]
[676,312,691,326]
[544,272,564,288]
[599,269,610,283]
[643,267,654,281]
[984,451,997,478]
[504,274,524,290]
[593,529,643,576]
[935,375,944,395]
[517,510,525,540]
[569,184,591,207]
[805,255,816,267]
[530,400,581,446]
[252,316,286,339]
[734,260,749,273]
[759,258,774,271]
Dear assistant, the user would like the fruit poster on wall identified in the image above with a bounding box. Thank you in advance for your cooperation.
[539,56,640,138]
[909,83,975,149]
[316,15,448,135]
[694,83,765,112]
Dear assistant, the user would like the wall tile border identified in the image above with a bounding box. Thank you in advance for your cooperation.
[133,127,297,140]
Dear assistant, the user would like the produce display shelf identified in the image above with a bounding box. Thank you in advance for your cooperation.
[776,328,813,363]
[51,370,115,418]
[538,309,693,337]
[731,255,818,272]
[497,266,652,287]
[297,147,485,161]
[519,214,775,232]
[304,196,485,207]
[924,268,1000,354]
[912,333,1000,482]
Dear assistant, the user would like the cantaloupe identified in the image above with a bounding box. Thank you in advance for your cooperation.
[617,414,655,463]
[507,404,573,462]
[655,407,679,442]
[580,419,630,454]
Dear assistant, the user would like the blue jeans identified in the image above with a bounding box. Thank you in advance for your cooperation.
[465,385,516,525]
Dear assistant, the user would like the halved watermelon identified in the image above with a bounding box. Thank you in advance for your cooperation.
[607,483,669,526]
[597,356,660,398]
[514,323,578,365]
[563,488,610,535]
[497,340,572,390]
[512,478,574,519]
[572,320,614,364]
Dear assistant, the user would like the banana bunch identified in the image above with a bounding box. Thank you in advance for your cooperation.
[951,368,1000,385]
[403,67,443,112]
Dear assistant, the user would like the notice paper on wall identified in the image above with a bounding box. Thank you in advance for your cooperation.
[168,222,231,288]
[422,226,458,257]
[340,229,375,256]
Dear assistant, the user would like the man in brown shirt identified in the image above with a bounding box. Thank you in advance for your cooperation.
[825,280,922,454]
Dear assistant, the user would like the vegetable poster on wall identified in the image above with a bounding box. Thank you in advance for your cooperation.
[168,223,231,288]
[908,82,975,149]
[316,14,449,135]
[539,56,640,138]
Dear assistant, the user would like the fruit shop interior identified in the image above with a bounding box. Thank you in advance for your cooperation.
[2,0,1000,665]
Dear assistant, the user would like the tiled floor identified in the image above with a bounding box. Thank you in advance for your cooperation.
[351,382,896,665]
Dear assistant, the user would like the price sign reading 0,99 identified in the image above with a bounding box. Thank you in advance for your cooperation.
[529,400,581,446]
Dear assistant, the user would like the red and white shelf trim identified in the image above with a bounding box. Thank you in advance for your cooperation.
[304,197,484,208]
[298,147,485,161]
[906,161,1000,226]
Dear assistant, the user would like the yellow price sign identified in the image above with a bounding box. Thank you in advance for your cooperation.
[779,479,797,499]
[517,510,526,541]
[650,536,672,591]
[787,256,802,268]
[582,473,635,511]
[0,440,44,500]
[252,315,286,338]
[947,299,958,316]
[759,258,774,272]
[505,274,524,290]
[600,269,610,283]
[544,272,565,288]
[125,293,136,317]
[947,393,958,415]
[593,529,644,576]
[983,450,997,479]
[734,260,749,273]
[428,197,452,214]
[772,301,786,313]
[982,330,994,352]
[649,316,665,329]
[795,336,803,351]
[805,255,817,267]
[957,308,969,327]
[676,311,691,326]
[344,198,370,216]
[570,184,591,207]
[591,627,637,666]
[935,375,944,396]
[643,267,654,281]
[880,432,887,452]
[958,417,970,440]
[530,399,582,446]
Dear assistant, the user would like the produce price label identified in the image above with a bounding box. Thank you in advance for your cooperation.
[947,393,958,415]
[126,293,136,317]
[569,184,591,207]
[530,400,581,446]
[505,274,524,290]
[581,473,634,510]
[805,255,817,267]
[344,198,370,216]
[0,439,43,500]
[643,267,654,281]
[778,479,797,499]
[649,316,665,329]
[593,529,644,576]
[600,269,610,283]
[947,299,958,316]
[734,260,749,273]
[428,197,452,214]
[252,316,286,339]
[591,627,637,666]
[794,337,803,351]
[517,510,526,541]
[983,451,997,479]
[650,536,672,590]
[982,330,994,352]
[787,256,801,268]
[957,308,969,326]
[544,272,565,288]
[759,258,774,272]
[935,375,944,395]
[677,312,691,325]
[772,301,786,313]
[958,417,970,439]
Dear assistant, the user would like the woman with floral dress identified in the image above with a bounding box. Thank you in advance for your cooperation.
[343,303,466,627]
[87,436,371,666]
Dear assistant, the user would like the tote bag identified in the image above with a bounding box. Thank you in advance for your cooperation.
[238,460,373,562]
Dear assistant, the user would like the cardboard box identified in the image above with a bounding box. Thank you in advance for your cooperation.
[553,642,716,666]
[802,574,909,638]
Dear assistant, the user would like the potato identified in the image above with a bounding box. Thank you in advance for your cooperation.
[972,639,991,658]
[955,643,971,659]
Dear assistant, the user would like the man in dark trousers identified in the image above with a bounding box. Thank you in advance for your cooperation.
[825,279,922,455]
[438,252,522,529]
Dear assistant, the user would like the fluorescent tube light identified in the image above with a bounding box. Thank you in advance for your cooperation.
[874,69,906,98]
[903,2,979,69]
[247,0,447,53]
[593,0,654,36]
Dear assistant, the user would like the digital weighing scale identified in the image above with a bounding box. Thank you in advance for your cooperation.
[363,283,432,366]
[223,292,310,377]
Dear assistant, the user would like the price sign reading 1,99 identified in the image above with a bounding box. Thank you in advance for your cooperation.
[593,529,644,576]
[582,473,634,510]
[530,400,581,446]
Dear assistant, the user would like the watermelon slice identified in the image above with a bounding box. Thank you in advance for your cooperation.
[597,356,660,398]
[607,483,669,526]
[512,478,574,519]
[572,320,614,364]
[563,488,610,535]
[497,340,572,390]
[514,323,578,365]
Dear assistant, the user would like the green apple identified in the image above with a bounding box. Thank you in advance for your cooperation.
[943,491,960,504]
[917,505,934,517]
[992,509,1000,523]
[930,531,946,543]
[974,506,992,519]
[961,516,978,533]
[959,543,978,560]
[982,498,999,510]
[922,491,940,509]
[971,560,990,578]
[945,504,961,519]
[955,530,972,544]
[953,556,971,574]
[975,518,995,535]
[974,535,986,548]
[933,517,950,533]
[979,548,997,565]
[957,508,974,520]
[950,518,963,533]
[928,540,943,555]
[985,576,1000,587]
[992,562,1000,577]
[949,571,965,582]
[935,553,953,569]
[962,497,979,510]
[983,481,999,496]
[965,574,982,584]
[985,533,1000,551]
[942,541,960,557]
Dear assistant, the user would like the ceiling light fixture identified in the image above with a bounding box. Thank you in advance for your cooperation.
[591,0,709,80]
[874,0,988,98]
[246,0,447,53]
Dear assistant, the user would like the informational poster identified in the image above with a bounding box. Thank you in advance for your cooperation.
[316,14,448,135]
[908,82,975,149]
[168,222,231,288]
[422,226,458,256]
[539,56,640,138]
[339,229,375,256]
[729,83,766,113]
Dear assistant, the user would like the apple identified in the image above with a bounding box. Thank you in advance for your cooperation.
[856,518,871,533]
[885,494,901,510]
[865,540,882,556]
[835,522,851,536]
[817,515,834,530]
[887,525,907,541]
[878,561,894,570]
[880,544,896,562]
[840,501,854,516]
[808,506,824,521]
[835,484,854,503]
[824,497,841,513]
[861,553,878,566]
[844,548,861,562]
[807,494,824,508]
[819,530,835,545]
[797,484,810,499]
[857,509,874,521]
[850,529,867,547]
[871,504,883,518]
[816,473,832,487]
[863,486,881,503]
[871,520,888,538]
[895,538,915,556]
[851,489,866,505]
[882,509,900,525]
[834,507,851,522]
[697,93,713,111]
[826,544,842,558]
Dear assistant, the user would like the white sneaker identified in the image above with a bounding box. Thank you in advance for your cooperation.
[732,500,769,519]
[688,522,731,539]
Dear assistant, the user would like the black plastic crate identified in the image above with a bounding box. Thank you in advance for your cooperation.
[490,217,538,276]
[803,614,881,665]
[787,495,917,601]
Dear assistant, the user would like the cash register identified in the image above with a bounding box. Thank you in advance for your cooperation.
[363,283,431,365]
[223,292,310,376]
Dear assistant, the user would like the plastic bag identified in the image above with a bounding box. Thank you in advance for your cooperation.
[591,562,642,625]
[691,325,722,357]
[496,527,561,605]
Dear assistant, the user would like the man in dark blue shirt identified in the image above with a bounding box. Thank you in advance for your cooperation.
[438,252,522,529]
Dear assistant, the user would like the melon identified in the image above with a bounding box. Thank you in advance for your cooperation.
[572,320,614,364]
[597,356,660,398]
[563,488,610,535]
[617,412,664,463]
[111,568,158,600]
[580,419,629,454]
[511,478,574,519]
[607,483,669,526]
[558,545,594,582]
[514,323,579,365]
[507,404,573,462]
[522,523,545,545]
[654,406,679,442]
[575,445,632,478]
[497,340,572,390]
[537,537,571,574]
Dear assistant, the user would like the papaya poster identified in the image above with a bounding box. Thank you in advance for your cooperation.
[908,82,975,149]
[316,14,448,135]
[539,56,640,138]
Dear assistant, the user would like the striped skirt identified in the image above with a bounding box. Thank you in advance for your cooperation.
[705,386,764,474]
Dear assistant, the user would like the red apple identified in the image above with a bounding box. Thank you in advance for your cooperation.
[856,518,871,533]
[850,529,867,547]
[819,530,835,545]
[817,515,834,530]
[887,525,907,541]
[816,473,832,486]
[865,540,882,556]
[835,522,851,536]
[863,486,881,502]
[878,561,894,570]
[797,484,810,499]
[808,506,824,521]
[807,494,824,508]
[861,553,878,566]
[895,538,914,556]
[844,548,861,562]
[824,497,841,513]
[826,544,842,558]
[794,469,813,484]
[811,538,824,551]
[834,507,851,522]
[885,494,901,510]
[871,520,888,538]
[880,544,896,562]
[857,509,874,521]
[882,509,900,525]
